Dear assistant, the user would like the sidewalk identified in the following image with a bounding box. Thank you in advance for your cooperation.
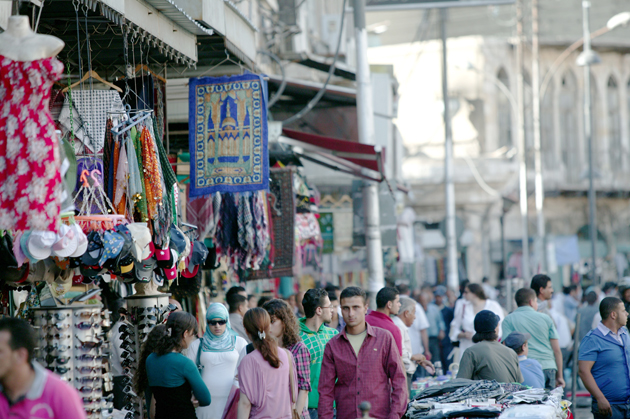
[574,407,593,419]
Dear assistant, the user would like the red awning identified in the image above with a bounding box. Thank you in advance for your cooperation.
[281,128,384,175]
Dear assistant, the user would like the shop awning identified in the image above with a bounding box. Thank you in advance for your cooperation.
[281,128,385,182]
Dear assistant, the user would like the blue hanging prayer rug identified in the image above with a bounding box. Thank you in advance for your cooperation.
[189,74,269,196]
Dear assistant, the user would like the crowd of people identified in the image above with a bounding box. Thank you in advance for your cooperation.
[3,275,630,419]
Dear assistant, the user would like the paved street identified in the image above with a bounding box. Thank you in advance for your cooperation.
[574,407,593,419]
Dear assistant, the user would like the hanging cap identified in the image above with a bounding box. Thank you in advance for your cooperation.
[51,224,79,258]
[27,231,57,260]
[126,223,152,262]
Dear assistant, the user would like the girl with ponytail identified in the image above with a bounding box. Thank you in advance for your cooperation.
[145,311,211,419]
[238,308,298,419]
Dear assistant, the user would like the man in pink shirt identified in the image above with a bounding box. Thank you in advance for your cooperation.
[0,317,87,419]
[366,286,403,355]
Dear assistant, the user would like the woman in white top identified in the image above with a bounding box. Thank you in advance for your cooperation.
[449,283,504,364]
[187,303,247,419]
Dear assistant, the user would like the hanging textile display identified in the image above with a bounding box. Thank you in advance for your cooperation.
[246,167,296,279]
[0,55,64,233]
[188,74,269,196]
[58,90,126,152]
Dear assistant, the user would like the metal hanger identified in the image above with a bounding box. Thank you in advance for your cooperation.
[198,50,245,77]
[62,70,123,93]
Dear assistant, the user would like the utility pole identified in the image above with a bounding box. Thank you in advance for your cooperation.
[440,9,460,292]
[516,0,530,281]
[354,0,385,305]
[532,0,545,273]
[578,1,598,286]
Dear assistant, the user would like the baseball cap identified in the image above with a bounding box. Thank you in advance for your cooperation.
[473,310,500,333]
[504,331,531,350]
[135,257,157,283]
[434,285,447,297]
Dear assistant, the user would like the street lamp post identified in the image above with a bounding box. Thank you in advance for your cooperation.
[576,1,601,286]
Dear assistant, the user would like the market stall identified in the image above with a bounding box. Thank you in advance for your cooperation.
[406,378,572,419]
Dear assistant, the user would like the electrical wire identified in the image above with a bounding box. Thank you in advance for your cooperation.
[280,0,347,126]
[257,50,286,109]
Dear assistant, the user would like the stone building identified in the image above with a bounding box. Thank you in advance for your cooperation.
[366,1,630,287]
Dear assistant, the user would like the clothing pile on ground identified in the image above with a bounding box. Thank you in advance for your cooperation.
[405,379,571,419]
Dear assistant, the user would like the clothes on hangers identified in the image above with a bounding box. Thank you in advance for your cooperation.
[0,56,64,232]
[59,90,125,152]
[114,75,155,110]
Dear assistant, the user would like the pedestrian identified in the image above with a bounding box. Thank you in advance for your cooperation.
[248,295,258,309]
[434,285,454,369]
[457,310,522,383]
[531,274,554,316]
[482,277,498,301]
[263,299,311,419]
[548,298,574,369]
[365,286,403,355]
[325,292,343,332]
[504,331,545,388]
[420,289,446,365]
[227,285,248,301]
[187,303,247,419]
[318,286,407,419]
[577,291,600,342]
[299,288,338,419]
[135,325,167,418]
[400,285,430,366]
[145,311,211,419]
[296,291,306,317]
[502,288,565,389]
[394,296,434,389]
[237,308,297,419]
[449,283,504,364]
[579,297,630,419]
[229,293,251,343]
[563,285,580,323]
[0,318,87,418]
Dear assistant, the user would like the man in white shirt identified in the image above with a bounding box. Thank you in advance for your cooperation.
[409,292,431,359]
[393,297,433,390]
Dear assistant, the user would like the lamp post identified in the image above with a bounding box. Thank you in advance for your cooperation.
[576,1,601,286]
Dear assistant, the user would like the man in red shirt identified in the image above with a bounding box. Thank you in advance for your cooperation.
[366,287,403,355]
[318,286,408,419]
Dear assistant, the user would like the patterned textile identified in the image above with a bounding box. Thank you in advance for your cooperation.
[247,168,295,279]
[188,74,269,196]
[186,192,215,239]
[430,380,504,403]
[288,341,312,419]
[0,56,64,232]
[59,90,125,152]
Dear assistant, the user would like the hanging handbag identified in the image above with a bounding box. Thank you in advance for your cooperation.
[284,349,301,419]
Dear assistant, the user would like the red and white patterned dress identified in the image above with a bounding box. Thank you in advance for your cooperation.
[0,55,64,232]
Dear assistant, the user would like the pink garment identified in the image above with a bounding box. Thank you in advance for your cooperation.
[366,310,403,356]
[0,55,64,232]
[0,362,87,419]
[238,348,297,419]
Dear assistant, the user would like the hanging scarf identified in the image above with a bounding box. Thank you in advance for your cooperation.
[201,303,237,352]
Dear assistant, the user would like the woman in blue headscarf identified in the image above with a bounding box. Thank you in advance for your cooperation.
[187,303,247,419]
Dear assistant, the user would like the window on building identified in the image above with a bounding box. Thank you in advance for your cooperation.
[541,79,555,169]
[497,68,512,149]
[607,76,622,173]
[559,72,579,180]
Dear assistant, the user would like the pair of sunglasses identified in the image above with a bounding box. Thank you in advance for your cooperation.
[75,311,99,319]
[136,307,157,314]
[42,344,70,353]
[77,366,102,374]
[76,376,101,384]
[46,333,71,341]
[121,351,135,360]
[42,323,70,332]
[45,355,70,365]
[75,337,103,350]
[42,313,68,321]
[208,319,227,326]
[48,366,70,375]
[76,322,100,330]
[76,354,101,362]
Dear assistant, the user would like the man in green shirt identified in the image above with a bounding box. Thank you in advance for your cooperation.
[502,288,565,389]
[457,310,523,383]
[299,288,338,419]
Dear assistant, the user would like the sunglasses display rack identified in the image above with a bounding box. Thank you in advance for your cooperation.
[119,294,171,419]
[32,305,114,419]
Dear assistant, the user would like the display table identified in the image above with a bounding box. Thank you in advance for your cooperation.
[405,379,572,419]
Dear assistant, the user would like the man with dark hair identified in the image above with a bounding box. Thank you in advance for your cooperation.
[579,297,630,419]
[326,291,343,332]
[226,285,247,301]
[531,274,554,314]
[228,293,250,342]
[0,318,86,418]
[563,285,580,323]
[457,311,522,383]
[504,331,545,388]
[366,287,403,355]
[299,288,338,419]
[502,287,565,389]
[318,286,407,419]
[577,291,600,342]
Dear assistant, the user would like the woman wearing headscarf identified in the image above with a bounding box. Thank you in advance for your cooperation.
[187,303,248,419]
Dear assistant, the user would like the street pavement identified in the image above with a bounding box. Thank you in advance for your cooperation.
[574,407,593,419]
